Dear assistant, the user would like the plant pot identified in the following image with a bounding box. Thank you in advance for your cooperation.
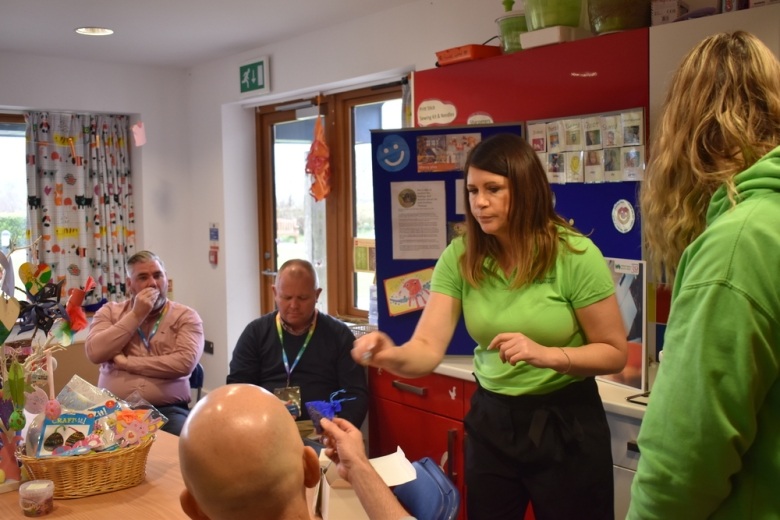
[523,0,583,31]
[497,10,528,54]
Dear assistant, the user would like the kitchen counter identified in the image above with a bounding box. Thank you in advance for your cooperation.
[434,355,647,420]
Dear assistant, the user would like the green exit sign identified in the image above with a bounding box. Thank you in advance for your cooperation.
[239,56,269,95]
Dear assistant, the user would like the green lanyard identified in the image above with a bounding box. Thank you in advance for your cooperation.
[276,311,317,387]
[137,303,168,351]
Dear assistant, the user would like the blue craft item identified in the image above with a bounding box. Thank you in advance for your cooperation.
[305,389,355,434]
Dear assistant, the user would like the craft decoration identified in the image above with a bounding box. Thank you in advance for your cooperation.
[305,389,356,435]
[17,262,52,297]
[45,276,95,347]
[305,104,331,202]
[0,250,15,297]
[0,298,20,347]
[0,240,90,484]
[17,279,67,335]
[24,387,49,415]
[44,352,61,421]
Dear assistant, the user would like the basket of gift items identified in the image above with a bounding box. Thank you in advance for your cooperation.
[16,375,167,499]
[0,274,167,500]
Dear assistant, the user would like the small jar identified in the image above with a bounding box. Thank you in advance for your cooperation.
[19,480,54,517]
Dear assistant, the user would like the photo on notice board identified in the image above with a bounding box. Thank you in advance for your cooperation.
[416,132,480,172]
[597,258,646,391]
[447,220,467,244]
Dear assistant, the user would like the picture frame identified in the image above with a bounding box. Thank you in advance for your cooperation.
[598,258,647,391]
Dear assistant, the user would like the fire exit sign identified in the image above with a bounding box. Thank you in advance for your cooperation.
[239,56,269,95]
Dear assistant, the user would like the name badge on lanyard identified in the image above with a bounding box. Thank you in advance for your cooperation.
[274,312,317,419]
[274,386,303,418]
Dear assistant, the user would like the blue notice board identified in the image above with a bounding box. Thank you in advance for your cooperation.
[371,124,641,354]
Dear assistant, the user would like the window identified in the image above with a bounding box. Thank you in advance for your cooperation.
[256,83,403,320]
[343,95,402,312]
[0,114,29,301]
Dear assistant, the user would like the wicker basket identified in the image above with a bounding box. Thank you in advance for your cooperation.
[347,323,377,338]
[19,435,155,499]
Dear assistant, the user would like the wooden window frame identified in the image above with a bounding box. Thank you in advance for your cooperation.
[0,114,25,124]
[255,83,401,320]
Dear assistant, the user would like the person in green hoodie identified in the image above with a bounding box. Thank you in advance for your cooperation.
[628,31,780,519]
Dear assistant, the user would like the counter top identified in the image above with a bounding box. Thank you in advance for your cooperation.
[433,355,476,380]
[434,355,647,420]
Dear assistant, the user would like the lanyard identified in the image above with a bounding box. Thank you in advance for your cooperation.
[137,303,168,351]
[276,311,317,387]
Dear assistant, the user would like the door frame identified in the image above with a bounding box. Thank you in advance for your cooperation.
[256,99,333,314]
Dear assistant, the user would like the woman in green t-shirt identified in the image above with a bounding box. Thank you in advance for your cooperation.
[354,133,628,519]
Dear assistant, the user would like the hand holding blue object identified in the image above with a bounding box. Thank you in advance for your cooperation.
[305,389,355,434]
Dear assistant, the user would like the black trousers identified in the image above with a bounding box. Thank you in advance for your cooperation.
[464,377,614,520]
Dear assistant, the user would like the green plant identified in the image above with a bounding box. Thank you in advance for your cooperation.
[0,213,28,248]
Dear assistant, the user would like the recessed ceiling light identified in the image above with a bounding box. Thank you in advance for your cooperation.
[75,27,114,36]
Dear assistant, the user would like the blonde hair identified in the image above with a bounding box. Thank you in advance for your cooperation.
[640,31,780,284]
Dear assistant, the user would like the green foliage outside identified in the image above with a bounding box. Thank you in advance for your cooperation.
[0,213,28,248]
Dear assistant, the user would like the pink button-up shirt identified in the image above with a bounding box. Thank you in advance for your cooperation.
[85,300,204,406]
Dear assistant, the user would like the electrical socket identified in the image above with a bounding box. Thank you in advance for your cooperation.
[204,340,214,355]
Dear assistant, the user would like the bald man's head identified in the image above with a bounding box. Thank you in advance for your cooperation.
[179,384,320,520]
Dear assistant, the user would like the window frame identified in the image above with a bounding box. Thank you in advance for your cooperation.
[255,83,402,320]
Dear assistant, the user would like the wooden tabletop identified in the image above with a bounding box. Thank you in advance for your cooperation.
[0,431,189,518]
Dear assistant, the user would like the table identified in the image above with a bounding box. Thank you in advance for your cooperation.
[0,431,189,518]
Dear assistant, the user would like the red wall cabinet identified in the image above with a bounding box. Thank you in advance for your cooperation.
[369,369,534,520]
[369,368,466,520]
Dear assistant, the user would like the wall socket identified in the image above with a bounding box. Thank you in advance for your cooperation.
[204,340,214,355]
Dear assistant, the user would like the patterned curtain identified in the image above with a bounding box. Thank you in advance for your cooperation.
[25,112,136,304]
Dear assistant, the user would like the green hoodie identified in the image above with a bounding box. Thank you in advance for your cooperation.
[628,146,780,519]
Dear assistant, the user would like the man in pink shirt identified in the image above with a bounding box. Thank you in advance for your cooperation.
[86,250,204,435]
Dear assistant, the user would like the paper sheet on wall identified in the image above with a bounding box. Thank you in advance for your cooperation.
[390,180,446,260]
[132,122,146,147]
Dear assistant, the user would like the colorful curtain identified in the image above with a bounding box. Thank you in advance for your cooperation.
[25,112,136,304]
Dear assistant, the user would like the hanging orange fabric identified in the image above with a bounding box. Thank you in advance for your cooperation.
[305,112,331,201]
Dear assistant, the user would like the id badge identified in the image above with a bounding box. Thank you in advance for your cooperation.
[274,386,302,419]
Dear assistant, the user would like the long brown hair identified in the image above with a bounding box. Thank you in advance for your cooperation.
[460,133,578,289]
[640,31,780,285]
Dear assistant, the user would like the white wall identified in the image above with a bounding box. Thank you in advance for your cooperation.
[186,0,502,391]
[0,0,503,393]
[0,50,193,302]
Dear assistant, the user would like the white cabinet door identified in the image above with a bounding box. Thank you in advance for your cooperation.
[614,465,636,520]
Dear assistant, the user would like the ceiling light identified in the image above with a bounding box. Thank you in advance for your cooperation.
[75,27,114,36]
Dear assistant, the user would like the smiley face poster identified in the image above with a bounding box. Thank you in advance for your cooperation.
[375,134,410,173]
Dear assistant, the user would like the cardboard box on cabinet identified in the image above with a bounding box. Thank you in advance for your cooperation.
[651,0,736,24]
[314,447,416,520]
[651,0,689,24]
